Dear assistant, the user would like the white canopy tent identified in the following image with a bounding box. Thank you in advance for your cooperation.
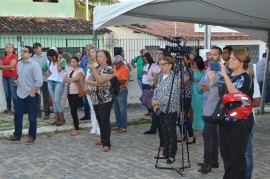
[93,0,270,112]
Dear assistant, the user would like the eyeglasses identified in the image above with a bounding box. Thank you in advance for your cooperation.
[159,63,168,67]
[21,50,29,53]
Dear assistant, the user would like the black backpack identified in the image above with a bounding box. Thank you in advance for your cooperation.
[111,76,120,96]
[202,80,228,123]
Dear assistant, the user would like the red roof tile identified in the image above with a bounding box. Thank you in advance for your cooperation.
[0,16,109,34]
[127,22,256,40]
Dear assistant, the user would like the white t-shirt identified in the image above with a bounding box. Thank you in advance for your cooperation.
[253,78,261,121]
[142,64,150,85]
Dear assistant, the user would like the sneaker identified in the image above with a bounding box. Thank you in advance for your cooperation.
[5,135,20,142]
[25,136,35,145]
[80,116,90,121]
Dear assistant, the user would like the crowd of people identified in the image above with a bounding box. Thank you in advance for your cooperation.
[1,42,261,178]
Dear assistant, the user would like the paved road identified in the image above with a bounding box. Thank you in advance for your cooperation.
[0,111,270,179]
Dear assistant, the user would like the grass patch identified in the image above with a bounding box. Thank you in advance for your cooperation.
[0,118,151,139]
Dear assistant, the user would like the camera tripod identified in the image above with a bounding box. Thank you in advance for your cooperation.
[154,57,192,177]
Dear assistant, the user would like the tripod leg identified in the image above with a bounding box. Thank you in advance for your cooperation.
[155,115,164,166]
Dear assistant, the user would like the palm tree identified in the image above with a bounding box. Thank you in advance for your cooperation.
[75,0,119,22]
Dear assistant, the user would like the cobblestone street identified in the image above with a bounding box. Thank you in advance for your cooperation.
[0,105,270,179]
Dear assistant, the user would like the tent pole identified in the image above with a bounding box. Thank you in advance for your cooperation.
[204,25,211,49]
[259,30,270,113]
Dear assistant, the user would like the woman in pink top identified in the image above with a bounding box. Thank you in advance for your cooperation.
[0,44,18,113]
[64,56,85,136]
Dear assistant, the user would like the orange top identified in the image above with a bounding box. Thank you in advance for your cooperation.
[113,64,130,89]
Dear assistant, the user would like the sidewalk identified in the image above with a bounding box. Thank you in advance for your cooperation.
[0,104,151,138]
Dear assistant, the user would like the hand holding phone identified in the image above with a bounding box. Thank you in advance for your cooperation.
[209,62,221,71]
[88,57,93,64]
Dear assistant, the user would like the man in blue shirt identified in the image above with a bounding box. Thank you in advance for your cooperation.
[79,44,92,120]
[198,46,223,173]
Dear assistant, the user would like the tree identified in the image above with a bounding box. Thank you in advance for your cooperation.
[75,0,119,22]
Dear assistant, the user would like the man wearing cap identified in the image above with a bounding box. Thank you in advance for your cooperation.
[32,43,51,119]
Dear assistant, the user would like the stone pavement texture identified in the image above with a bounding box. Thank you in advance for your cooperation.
[0,105,270,178]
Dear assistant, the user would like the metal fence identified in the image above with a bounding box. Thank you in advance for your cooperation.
[0,36,259,63]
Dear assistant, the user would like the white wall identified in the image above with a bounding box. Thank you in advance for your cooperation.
[106,26,176,62]
[108,26,267,104]
[211,40,266,59]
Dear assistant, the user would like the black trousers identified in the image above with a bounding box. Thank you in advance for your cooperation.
[179,98,194,137]
[156,115,163,147]
[93,101,113,148]
[68,94,82,130]
[38,82,51,115]
[159,112,178,158]
[219,116,254,179]
[203,121,219,165]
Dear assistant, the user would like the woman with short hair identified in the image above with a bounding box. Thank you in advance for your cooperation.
[209,48,254,178]
[152,56,180,164]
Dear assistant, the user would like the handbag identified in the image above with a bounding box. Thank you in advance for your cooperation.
[75,77,85,97]
[141,89,154,107]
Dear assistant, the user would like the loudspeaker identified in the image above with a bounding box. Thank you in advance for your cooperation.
[114,47,123,57]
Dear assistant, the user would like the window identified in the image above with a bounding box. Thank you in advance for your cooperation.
[33,0,59,3]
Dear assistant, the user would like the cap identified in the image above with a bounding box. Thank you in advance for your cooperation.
[49,47,58,53]
[33,43,42,48]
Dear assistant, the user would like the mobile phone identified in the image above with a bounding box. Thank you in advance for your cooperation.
[209,62,221,71]
[88,57,93,64]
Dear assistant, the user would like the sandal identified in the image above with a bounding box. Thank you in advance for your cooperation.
[69,130,80,136]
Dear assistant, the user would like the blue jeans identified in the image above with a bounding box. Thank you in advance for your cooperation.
[48,80,65,114]
[83,95,90,118]
[246,125,255,179]
[2,77,18,110]
[258,80,270,103]
[113,87,128,129]
[14,94,39,139]
[137,77,142,92]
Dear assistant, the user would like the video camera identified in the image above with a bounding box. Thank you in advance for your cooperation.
[163,37,192,55]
